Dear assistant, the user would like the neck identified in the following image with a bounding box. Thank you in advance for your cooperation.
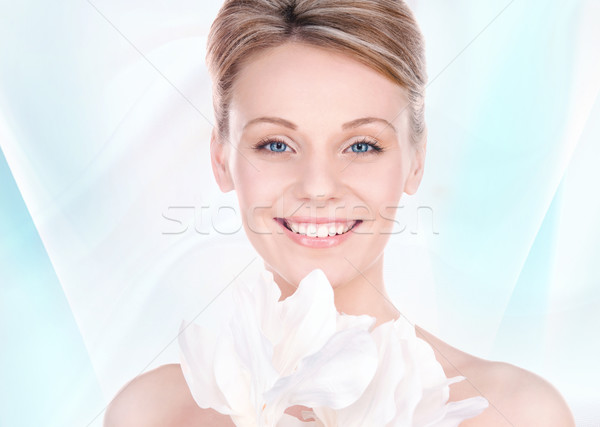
[333,255,400,327]
[269,254,400,327]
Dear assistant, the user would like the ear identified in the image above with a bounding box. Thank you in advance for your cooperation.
[404,129,427,195]
[210,128,234,192]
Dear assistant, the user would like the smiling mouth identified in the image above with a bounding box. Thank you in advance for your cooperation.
[275,218,362,238]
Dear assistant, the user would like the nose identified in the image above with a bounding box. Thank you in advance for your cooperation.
[292,150,344,202]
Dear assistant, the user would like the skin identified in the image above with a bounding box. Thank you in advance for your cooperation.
[104,42,575,426]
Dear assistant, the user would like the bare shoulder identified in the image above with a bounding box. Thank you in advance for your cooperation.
[415,326,575,426]
[457,359,576,426]
[103,363,234,427]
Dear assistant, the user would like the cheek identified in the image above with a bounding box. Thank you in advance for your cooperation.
[350,158,407,216]
[232,161,290,225]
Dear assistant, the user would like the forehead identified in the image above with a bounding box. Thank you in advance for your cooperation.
[229,42,410,133]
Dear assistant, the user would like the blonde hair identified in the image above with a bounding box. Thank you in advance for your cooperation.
[207,0,427,144]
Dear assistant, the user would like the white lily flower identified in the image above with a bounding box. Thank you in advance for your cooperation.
[179,269,379,427]
[179,268,487,426]
[312,317,489,427]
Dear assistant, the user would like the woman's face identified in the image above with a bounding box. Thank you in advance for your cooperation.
[211,42,426,291]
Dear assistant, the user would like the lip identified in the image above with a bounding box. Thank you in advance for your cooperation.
[273,217,362,249]
[281,216,356,225]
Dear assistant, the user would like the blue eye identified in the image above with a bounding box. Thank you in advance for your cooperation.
[253,139,290,153]
[351,142,370,153]
[349,139,382,153]
[267,141,288,152]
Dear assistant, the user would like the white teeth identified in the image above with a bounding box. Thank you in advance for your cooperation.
[284,220,357,237]
[317,225,329,238]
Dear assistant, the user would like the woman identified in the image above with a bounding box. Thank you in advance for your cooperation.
[104,1,575,425]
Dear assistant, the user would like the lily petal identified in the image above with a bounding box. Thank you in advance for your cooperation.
[213,330,254,419]
[178,321,232,414]
[334,321,405,427]
[230,282,279,412]
[252,270,284,345]
[430,396,489,427]
[272,269,338,376]
[336,311,376,332]
[264,327,379,418]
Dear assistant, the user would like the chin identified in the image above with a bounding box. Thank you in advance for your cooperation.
[264,257,356,292]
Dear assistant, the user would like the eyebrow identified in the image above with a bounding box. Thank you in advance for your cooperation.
[243,116,397,134]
